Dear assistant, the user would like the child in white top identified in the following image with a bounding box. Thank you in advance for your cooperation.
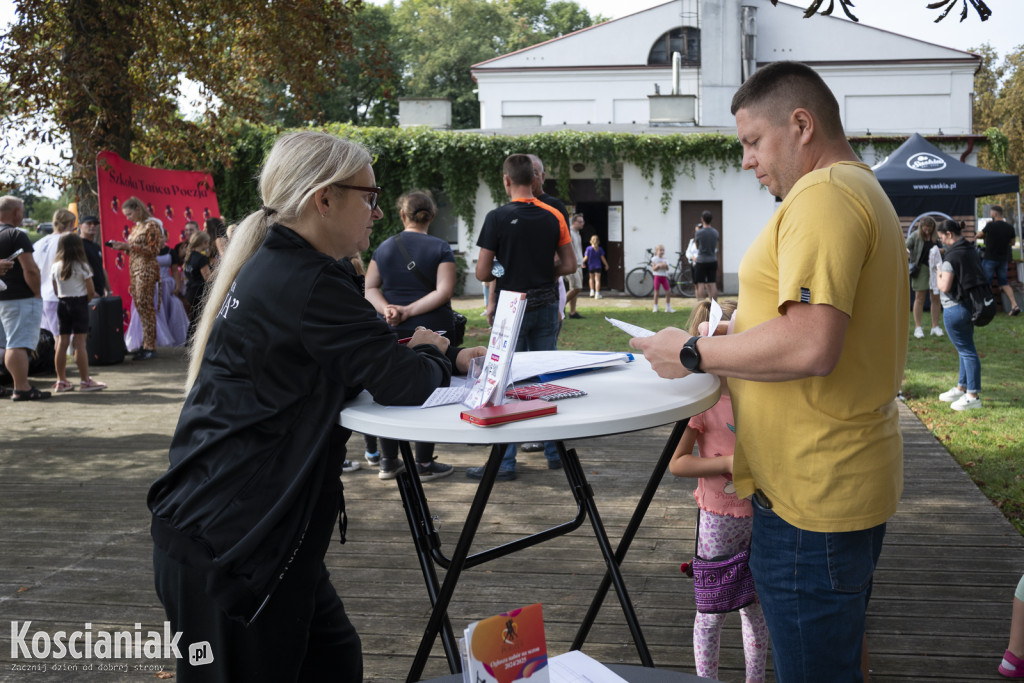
[650,244,672,312]
[50,233,106,392]
[671,299,768,682]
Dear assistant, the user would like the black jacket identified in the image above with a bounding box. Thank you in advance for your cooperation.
[148,225,452,623]
[943,237,987,300]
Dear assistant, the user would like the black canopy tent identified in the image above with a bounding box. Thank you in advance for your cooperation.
[871,133,1019,219]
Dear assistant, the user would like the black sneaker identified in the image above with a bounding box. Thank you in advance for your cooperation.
[364,450,381,466]
[342,459,361,473]
[378,457,406,480]
[520,442,544,453]
[132,349,156,361]
[417,460,454,482]
[547,459,562,470]
[568,312,584,319]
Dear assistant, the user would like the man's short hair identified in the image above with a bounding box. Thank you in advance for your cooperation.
[730,61,844,138]
[992,205,1004,216]
[701,210,713,224]
[185,220,199,228]
[571,213,584,222]
[503,154,536,187]
[0,195,25,214]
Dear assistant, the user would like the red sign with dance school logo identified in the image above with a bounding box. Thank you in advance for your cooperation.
[94,151,220,322]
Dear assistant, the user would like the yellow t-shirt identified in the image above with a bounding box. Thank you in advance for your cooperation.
[731,161,909,533]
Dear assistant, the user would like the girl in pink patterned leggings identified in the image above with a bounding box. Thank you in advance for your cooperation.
[670,300,769,682]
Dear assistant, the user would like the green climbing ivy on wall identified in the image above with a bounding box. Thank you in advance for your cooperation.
[210,123,745,247]
[207,124,981,250]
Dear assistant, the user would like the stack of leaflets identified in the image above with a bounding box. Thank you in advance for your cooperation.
[461,603,548,683]
[463,290,527,409]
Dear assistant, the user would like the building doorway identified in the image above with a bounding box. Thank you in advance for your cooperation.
[565,178,623,291]
[680,200,723,294]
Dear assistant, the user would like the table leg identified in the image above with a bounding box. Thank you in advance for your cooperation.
[558,441,652,666]
[406,442,508,683]
[572,419,689,658]
[393,440,460,671]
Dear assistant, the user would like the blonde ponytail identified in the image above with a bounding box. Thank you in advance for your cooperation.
[185,130,373,391]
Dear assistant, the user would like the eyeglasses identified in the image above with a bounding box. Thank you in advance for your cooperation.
[333,183,382,211]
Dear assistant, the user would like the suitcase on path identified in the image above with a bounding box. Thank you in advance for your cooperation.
[87,296,126,365]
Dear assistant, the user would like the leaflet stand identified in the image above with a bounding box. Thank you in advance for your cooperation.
[463,290,527,409]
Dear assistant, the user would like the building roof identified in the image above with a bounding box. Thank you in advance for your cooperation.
[472,0,977,74]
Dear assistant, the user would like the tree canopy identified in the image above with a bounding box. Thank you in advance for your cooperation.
[0,0,603,209]
[972,43,1024,208]
[1,0,375,215]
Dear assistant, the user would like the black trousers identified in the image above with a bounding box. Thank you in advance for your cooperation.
[153,490,361,682]
[380,437,436,464]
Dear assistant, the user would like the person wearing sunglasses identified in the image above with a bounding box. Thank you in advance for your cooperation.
[148,131,482,681]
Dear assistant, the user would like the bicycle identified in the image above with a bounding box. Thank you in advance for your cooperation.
[625,249,696,298]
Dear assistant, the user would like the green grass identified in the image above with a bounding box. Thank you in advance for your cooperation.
[455,298,1024,535]
[901,312,1024,533]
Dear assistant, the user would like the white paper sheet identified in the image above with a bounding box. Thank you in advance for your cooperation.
[508,351,632,383]
[605,316,655,338]
[421,385,471,408]
[706,298,722,337]
[547,651,628,683]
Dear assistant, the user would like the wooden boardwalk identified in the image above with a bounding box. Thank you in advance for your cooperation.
[2,345,1021,682]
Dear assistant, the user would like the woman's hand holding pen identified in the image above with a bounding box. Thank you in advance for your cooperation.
[408,326,449,354]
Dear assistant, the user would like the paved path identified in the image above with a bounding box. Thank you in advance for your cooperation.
[2,338,1021,682]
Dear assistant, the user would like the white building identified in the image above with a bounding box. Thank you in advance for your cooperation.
[452,0,981,294]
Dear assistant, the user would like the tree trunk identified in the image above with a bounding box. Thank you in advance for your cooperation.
[62,0,138,218]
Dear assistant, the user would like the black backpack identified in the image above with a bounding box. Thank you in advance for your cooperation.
[944,239,997,327]
[959,283,997,327]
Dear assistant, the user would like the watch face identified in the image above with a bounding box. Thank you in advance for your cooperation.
[680,338,701,372]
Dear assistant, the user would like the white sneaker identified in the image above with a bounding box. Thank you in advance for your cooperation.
[665,304,674,313]
[594,292,602,299]
[939,386,965,402]
[913,327,924,339]
[652,305,658,312]
[950,394,981,411]
[930,326,944,337]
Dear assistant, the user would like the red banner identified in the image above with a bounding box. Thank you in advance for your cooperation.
[95,151,220,325]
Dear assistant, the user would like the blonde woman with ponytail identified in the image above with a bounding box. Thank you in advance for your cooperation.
[148,131,483,681]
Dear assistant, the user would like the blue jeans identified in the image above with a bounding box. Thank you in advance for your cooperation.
[982,258,1008,286]
[750,496,885,683]
[501,301,560,470]
[943,303,981,394]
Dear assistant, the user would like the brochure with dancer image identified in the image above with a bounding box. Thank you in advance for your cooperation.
[461,602,548,683]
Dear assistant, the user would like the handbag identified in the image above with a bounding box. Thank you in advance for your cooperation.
[393,233,464,346]
[680,509,758,614]
[909,237,931,278]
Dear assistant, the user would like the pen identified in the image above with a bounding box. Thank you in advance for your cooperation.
[398,330,446,344]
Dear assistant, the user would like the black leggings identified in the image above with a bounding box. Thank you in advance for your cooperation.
[153,491,362,682]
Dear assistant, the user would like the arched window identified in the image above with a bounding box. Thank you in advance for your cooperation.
[647,27,700,67]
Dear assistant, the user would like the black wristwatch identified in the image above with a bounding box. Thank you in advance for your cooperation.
[679,336,704,373]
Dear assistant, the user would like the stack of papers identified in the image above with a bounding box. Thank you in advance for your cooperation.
[421,351,632,408]
[509,351,632,384]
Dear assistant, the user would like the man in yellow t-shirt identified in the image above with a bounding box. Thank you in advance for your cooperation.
[632,61,909,682]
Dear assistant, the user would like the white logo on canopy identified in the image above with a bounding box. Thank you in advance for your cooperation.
[906,153,947,172]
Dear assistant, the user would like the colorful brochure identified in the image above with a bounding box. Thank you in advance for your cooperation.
[463,290,527,409]
[462,603,548,683]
